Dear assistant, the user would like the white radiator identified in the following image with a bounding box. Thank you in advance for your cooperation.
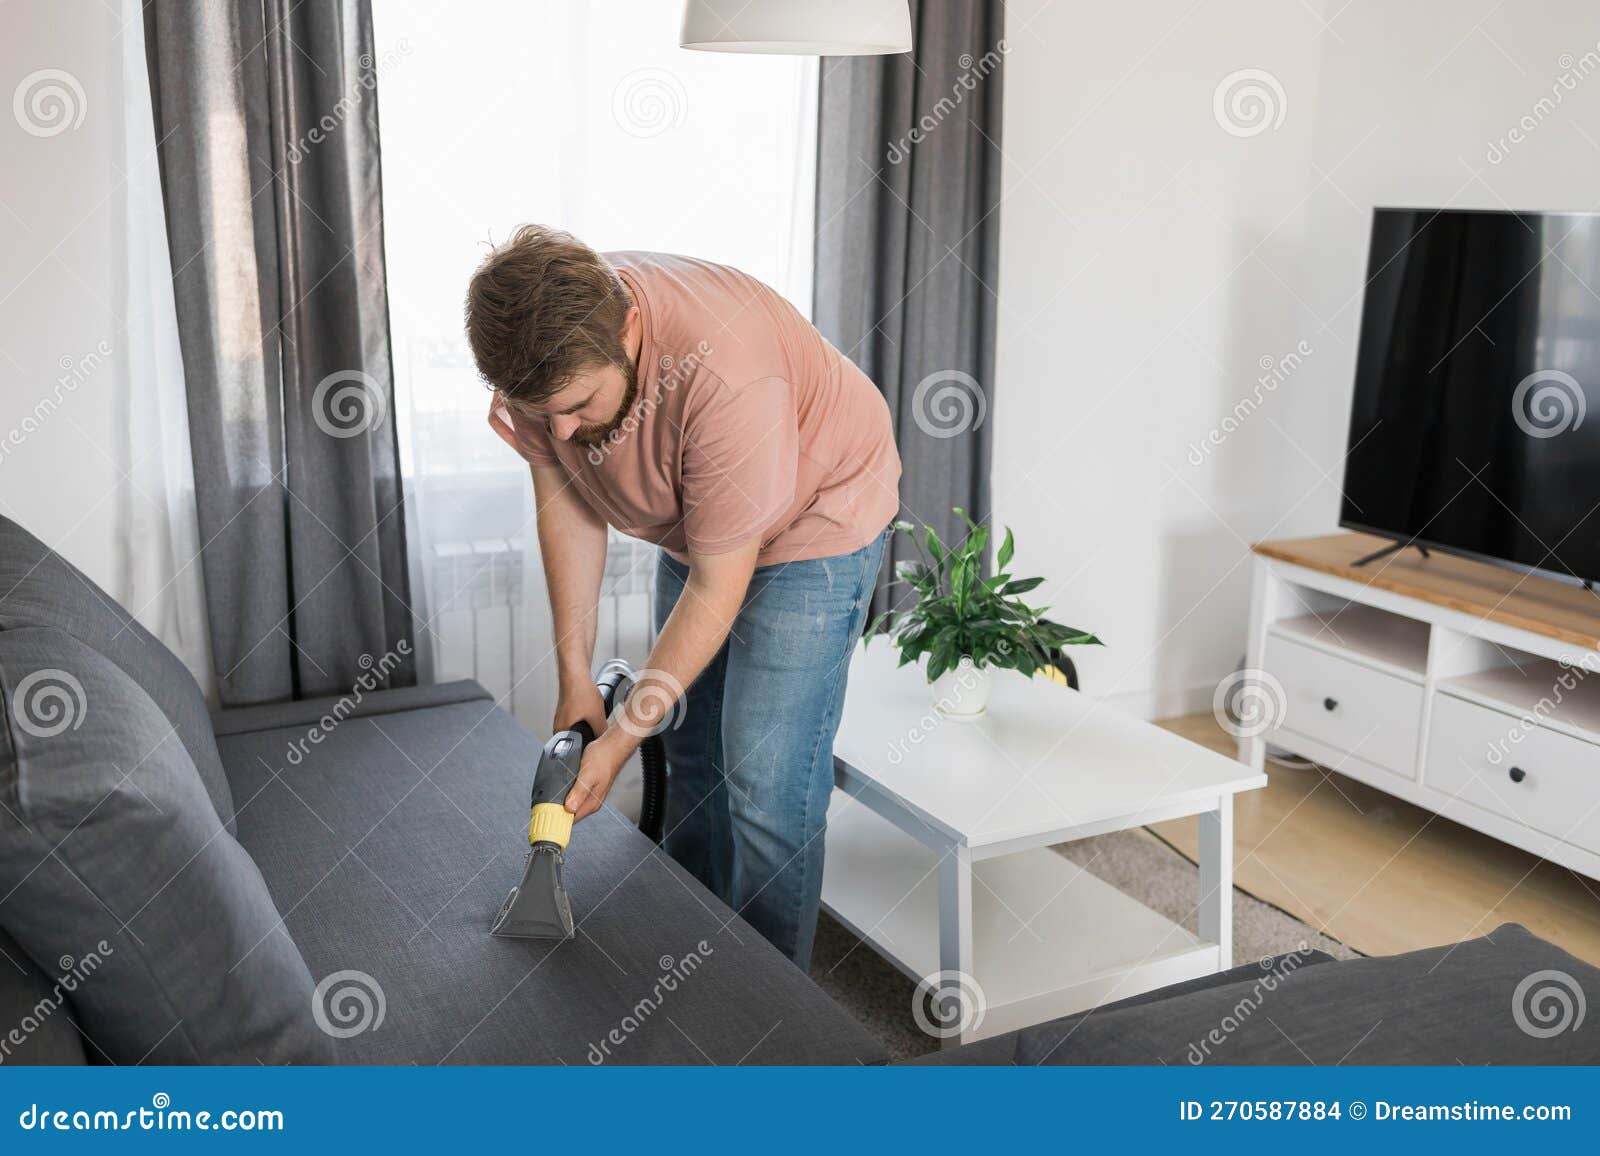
[429,531,656,816]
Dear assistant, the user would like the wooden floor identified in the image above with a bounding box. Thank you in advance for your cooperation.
[1151,714,1600,967]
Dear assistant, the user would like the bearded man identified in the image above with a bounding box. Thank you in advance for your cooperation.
[466,226,900,967]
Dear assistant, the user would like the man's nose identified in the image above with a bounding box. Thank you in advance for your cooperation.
[550,414,581,441]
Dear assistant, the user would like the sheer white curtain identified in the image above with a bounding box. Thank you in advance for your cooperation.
[374,2,817,807]
[117,0,212,693]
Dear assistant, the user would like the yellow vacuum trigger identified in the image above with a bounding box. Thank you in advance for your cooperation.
[528,802,573,849]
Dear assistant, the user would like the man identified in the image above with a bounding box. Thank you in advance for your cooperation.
[466,225,900,967]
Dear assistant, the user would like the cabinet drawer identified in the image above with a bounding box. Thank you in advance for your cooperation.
[1263,632,1422,778]
[1426,694,1600,855]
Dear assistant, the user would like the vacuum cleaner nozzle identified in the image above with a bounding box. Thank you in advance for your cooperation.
[490,843,574,940]
[488,659,669,942]
[489,730,589,941]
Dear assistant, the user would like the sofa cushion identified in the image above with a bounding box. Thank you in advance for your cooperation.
[0,515,233,830]
[908,949,1338,1065]
[0,627,331,1064]
[1016,923,1598,1064]
[216,689,887,1064]
[0,926,88,1065]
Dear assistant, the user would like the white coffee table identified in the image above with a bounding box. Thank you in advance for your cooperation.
[820,644,1267,1048]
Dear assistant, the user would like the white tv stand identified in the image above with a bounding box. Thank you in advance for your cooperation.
[1243,533,1600,881]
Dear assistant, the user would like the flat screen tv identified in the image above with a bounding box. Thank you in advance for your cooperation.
[1340,208,1600,583]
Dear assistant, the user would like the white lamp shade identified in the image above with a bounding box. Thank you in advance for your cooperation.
[680,0,912,56]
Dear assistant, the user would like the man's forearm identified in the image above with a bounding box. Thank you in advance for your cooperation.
[563,540,759,822]
[530,465,607,682]
[610,543,759,750]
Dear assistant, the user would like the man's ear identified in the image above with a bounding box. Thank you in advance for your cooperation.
[622,304,643,358]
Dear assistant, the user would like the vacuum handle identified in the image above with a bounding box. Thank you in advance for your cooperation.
[529,726,589,809]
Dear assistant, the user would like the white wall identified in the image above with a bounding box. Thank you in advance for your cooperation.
[0,0,211,687]
[1,3,127,575]
[993,0,1600,718]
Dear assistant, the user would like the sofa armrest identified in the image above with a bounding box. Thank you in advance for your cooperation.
[904,949,1339,1066]
[210,679,494,738]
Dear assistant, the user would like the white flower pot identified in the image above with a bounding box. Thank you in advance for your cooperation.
[929,658,992,719]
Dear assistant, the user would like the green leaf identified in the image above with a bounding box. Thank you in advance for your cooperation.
[1002,576,1045,595]
[997,527,1014,571]
[895,560,933,590]
[951,559,973,605]
[966,526,989,566]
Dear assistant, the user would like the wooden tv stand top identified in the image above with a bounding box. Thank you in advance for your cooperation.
[1252,532,1600,652]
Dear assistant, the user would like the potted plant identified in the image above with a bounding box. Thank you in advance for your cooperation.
[865,510,1102,718]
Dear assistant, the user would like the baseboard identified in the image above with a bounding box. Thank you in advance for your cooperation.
[1100,682,1216,723]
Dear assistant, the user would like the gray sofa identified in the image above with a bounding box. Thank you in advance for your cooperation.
[4,511,1596,1067]
[0,514,882,1065]
[919,924,1600,1065]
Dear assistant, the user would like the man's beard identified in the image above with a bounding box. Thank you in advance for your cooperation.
[571,358,639,449]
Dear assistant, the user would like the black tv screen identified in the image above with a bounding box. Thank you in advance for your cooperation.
[1340,208,1600,582]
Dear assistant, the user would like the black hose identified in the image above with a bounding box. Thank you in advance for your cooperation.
[591,659,669,844]
[637,734,668,845]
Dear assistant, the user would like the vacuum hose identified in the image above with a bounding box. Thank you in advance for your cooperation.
[637,736,667,844]
[593,660,668,845]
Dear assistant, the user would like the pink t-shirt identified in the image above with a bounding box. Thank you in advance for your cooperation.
[488,251,901,566]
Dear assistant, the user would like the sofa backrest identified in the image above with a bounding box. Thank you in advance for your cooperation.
[0,514,233,829]
[0,926,88,1065]
[0,626,331,1063]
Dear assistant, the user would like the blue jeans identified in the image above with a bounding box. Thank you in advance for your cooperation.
[653,530,888,969]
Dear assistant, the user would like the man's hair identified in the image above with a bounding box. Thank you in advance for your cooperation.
[464,224,631,404]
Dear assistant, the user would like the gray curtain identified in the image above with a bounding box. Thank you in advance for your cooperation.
[814,0,1005,612]
[144,0,414,704]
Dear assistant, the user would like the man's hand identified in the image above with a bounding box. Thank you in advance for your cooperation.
[564,730,631,821]
[563,536,763,827]
[553,679,608,739]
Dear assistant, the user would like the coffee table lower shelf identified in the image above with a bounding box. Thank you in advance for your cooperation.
[820,797,1223,1045]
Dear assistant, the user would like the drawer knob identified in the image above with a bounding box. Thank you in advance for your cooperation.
[1509,766,1527,784]
[1323,697,1339,712]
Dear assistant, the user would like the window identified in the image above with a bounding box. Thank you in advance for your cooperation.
[373,1,817,757]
